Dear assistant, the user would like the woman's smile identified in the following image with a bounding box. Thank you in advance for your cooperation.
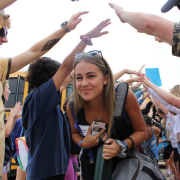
[82,89,92,93]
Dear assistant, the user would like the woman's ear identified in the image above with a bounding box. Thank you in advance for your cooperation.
[103,74,109,85]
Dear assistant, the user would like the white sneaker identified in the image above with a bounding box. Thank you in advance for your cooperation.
[165,173,171,177]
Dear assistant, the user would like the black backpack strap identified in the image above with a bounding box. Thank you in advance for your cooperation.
[142,166,162,180]
[111,82,129,137]
[101,83,129,180]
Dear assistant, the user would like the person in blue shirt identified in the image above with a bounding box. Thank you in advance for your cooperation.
[143,115,160,161]
[21,11,111,180]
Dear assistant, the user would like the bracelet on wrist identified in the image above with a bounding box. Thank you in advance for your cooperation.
[69,74,73,80]
[78,140,86,149]
[61,21,70,33]
[115,139,127,158]
[80,35,93,46]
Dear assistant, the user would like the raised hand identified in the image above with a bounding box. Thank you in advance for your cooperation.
[134,82,141,88]
[143,92,150,100]
[10,102,23,118]
[108,3,125,23]
[83,124,107,149]
[142,83,149,90]
[66,11,89,31]
[137,64,145,75]
[125,69,138,75]
[86,19,111,39]
[133,76,141,82]
[139,75,152,87]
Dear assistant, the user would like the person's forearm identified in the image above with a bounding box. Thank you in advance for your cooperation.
[148,88,180,114]
[123,78,134,84]
[114,69,126,82]
[72,133,83,145]
[138,98,143,106]
[60,70,74,92]
[135,90,143,99]
[53,40,87,90]
[124,131,147,149]
[0,0,16,10]
[5,114,15,137]
[120,11,174,45]
[129,85,136,90]
[10,28,67,73]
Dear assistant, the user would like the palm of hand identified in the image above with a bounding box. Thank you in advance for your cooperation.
[87,19,111,39]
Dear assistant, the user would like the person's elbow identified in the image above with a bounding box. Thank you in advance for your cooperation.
[5,131,10,138]
[141,15,157,35]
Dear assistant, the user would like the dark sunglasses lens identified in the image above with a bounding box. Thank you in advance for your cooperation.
[0,27,7,38]
[75,52,85,59]
[88,51,100,56]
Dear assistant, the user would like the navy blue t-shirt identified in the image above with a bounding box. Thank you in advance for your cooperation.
[22,78,70,180]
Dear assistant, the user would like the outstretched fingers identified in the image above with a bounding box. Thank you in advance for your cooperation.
[108,3,115,9]
[74,11,89,19]
[100,31,109,36]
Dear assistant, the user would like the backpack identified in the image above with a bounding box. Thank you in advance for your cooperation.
[112,149,166,180]
[100,83,167,180]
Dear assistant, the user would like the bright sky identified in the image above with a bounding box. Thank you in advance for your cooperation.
[1,0,180,91]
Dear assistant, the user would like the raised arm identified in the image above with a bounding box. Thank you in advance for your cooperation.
[0,0,16,10]
[123,76,141,85]
[141,76,180,109]
[109,3,174,45]
[113,69,137,82]
[59,71,74,92]
[151,96,169,115]
[53,19,111,90]
[5,102,22,137]
[10,11,89,74]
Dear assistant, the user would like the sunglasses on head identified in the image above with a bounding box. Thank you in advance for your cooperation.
[75,50,107,67]
[0,26,8,38]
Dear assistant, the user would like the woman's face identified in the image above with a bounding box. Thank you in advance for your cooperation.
[75,61,108,102]
[3,83,11,102]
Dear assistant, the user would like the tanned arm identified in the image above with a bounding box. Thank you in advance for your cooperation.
[10,11,89,74]
[141,76,180,109]
[0,0,17,10]
[5,102,22,137]
[124,90,147,148]
[109,3,174,45]
[53,19,111,90]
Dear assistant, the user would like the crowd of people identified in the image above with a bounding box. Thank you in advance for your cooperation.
[1,0,180,180]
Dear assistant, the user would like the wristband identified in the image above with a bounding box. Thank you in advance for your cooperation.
[80,35,93,46]
[127,137,135,148]
[69,74,73,80]
[115,139,127,158]
[78,140,86,149]
[61,21,70,33]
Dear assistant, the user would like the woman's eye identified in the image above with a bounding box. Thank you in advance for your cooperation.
[76,77,82,80]
[89,75,95,78]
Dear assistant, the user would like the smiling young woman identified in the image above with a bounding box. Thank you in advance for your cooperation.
[66,51,147,180]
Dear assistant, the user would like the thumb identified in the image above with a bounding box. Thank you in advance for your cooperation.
[87,124,92,135]
[105,138,114,144]
[100,31,109,36]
